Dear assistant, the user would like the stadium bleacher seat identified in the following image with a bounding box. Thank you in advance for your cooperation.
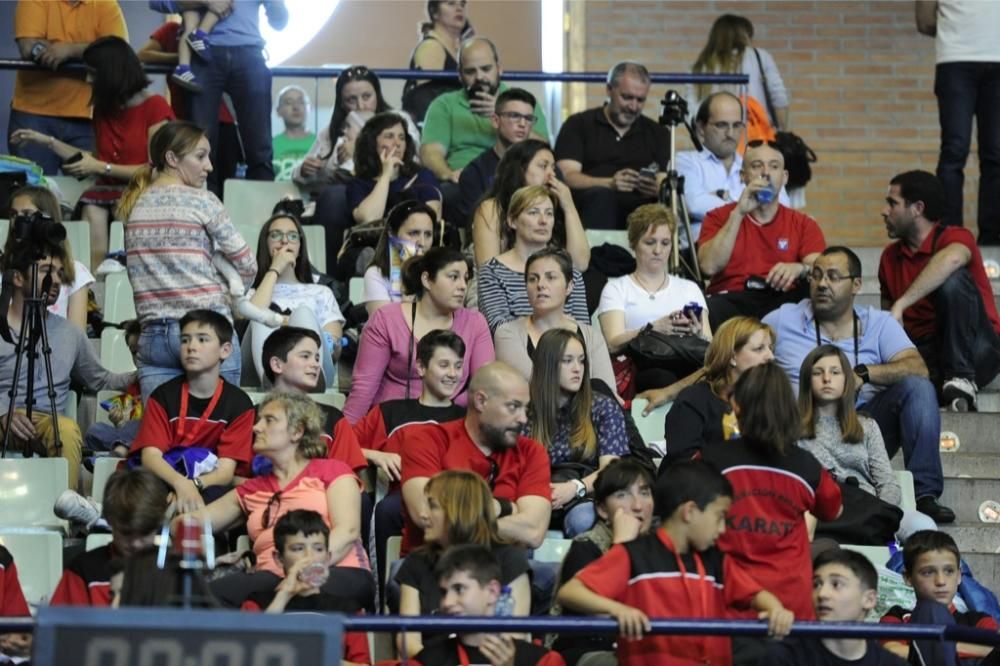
[91,456,120,506]
[585,229,629,249]
[85,533,113,552]
[244,390,345,409]
[109,221,124,252]
[631,399,670,458]
[62,220,91,271]
[896,470,916,512]
[103,271,136,323]
[534,537,572,563]
[0,529,63,608]
[100,328,136,373]
[223,179,303,229]
[349,277,364,305]
[0,458,69,532]
[48,175,95,211]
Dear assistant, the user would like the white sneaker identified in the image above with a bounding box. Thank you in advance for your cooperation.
[96,258,126,276]
[943,377,978,412]
[54,490,101,527]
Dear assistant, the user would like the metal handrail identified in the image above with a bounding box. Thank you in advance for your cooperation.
[0,58,749,85]
[3,614,1000,646]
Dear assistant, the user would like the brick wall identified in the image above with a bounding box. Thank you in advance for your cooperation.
[570,0,981,247]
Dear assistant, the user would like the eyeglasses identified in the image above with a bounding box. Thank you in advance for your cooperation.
[267,230,300,243]
[808,269,859,284]
[261,491,283,529]
[710,121,746,132]
[497,111,537,124]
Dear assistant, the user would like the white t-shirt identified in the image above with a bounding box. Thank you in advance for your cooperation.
[596,274,707,332]
[0,260,94,321]
[250,281,344,327]
[936,0,1000,63]
[362,265,392,305]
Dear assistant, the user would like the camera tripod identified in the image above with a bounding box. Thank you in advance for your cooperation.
[1,260,62,459]
[658,90,703,283]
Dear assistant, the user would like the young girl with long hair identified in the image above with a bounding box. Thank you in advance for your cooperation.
[528,329,629,537]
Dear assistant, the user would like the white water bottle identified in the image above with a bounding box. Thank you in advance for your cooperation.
[494,585,515,616]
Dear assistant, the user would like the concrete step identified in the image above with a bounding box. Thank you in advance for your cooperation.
[962,552,1000,595]
[941,524,1000,554]
[894,451,1000,478]
[940,478,1000,523]
[939,413,1000,453]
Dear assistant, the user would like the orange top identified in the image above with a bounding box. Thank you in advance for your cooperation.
[13,0,128,118]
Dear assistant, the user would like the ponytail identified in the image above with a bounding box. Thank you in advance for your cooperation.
[116,165,155,221]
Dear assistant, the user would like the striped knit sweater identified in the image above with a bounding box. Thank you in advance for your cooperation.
[125,184,257,322]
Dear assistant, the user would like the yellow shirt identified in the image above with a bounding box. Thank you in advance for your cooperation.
[13,0,128,118]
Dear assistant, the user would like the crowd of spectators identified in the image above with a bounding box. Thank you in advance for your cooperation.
[2,1,1000,665]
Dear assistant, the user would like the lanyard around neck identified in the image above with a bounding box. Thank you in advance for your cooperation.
[177,379,224,444]
[814,311,860,367]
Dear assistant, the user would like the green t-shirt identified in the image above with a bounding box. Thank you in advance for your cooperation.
[272,133,316,181]
[421,83,549,171]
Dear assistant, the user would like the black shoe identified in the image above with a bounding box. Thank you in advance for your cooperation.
[917,496,956,524]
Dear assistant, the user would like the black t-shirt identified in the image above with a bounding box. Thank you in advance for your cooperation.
[553,538,614,663]
[554,106,669,178]
[396,543,531,615]
[661,380,730,470]
[457,147,501,225]
[762,637,907,665]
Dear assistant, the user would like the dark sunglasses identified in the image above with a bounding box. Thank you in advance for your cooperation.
[746,139,781,150]
[261,491,283,529]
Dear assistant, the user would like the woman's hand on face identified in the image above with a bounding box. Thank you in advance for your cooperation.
[269,245,298,274]
[379,146,403,179]
[611,507,643,543]
[546,174,572,205]
[550,481,578,510]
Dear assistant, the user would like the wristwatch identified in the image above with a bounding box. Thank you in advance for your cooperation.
[192,477,205,492]
[572,479,587,499]
[104,162,112,175]
[853,364,870,385]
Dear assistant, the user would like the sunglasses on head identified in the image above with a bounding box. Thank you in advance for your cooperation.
[341,66,372,81]
[746,139,781,150]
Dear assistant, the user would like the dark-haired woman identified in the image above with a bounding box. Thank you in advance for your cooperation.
[550,459,655,665]
[527,329,628,537]
[472,139,588,270]
[363,200,437,315]
[245,213,345,386]
[347,112,441,224]
[402,0,473,122]
[701,362,842,625]
[343,247,493,423]
[11,36,174,268]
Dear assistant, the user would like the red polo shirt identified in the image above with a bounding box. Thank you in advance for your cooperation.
[699,203,826,294]
[400,419,551,554]
[878,224,1000,340]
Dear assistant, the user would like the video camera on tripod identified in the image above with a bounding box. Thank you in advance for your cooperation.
[0,211,68,458]
[655,89,702,282]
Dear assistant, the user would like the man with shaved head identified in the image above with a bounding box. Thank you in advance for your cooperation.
[400,362,552,554]
[698,141,826,328]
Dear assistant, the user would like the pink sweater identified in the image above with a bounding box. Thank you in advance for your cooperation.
[343,304,495,423]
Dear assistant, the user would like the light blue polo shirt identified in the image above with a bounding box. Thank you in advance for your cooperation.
[763,299,916,405]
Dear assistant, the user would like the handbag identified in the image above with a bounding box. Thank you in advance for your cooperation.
[627,330,709,369]
[814,477,902,546]
[753,48,817,189]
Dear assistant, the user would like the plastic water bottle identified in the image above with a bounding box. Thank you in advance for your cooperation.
[235,162,247,179]
[494,585,515,616]
[755,175,774,204]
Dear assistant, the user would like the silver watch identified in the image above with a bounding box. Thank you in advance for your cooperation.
[573,479,587,498]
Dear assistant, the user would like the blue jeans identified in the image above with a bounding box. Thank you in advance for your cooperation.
[137,319,242,403]
[935,61,1000,242]
[189,45,274,196]
[7,109,93,175]
[562,501,596,538]
[84,420,140,452]
[860,376,943,499]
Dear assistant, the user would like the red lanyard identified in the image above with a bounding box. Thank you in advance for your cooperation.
[176,379,223,445]
[658,529,710,631]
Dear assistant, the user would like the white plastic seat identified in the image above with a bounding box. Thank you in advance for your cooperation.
[109,221,125,252]
[91,456,121,505]
[85,533,113,552]
[0,529,63,608]
[585,229,629,249]
[631,399,671,458]
[245,389,345,409]
[0,458,69,531]
[103,272,136,323]
[223,179,303,229]
[47,175,96,211]
[895,470,916,512]
[99,328,136,373]
[349,277,364,305]
[62,221,92,271]
[533,537,572,563]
